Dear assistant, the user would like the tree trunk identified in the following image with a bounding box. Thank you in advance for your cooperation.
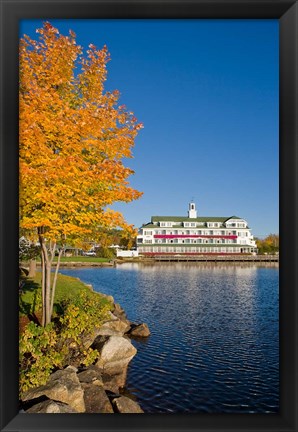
[39,234,53,326]
[28,259,36,278]
[45,261,52,325]
[40,250,46,327]
[50,249,62,318]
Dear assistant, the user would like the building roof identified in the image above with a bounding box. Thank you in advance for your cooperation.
[150,216,242,223]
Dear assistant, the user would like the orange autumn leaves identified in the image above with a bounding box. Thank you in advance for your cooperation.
[19,22,143,240]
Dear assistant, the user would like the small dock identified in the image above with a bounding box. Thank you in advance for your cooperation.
[152,255,279,263]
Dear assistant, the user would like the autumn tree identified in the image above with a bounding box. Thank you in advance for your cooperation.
[255,234,279,255]
[19,22,143,326]
[119,225,138,250]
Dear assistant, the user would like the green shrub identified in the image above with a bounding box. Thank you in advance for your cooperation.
[19,290,111,395]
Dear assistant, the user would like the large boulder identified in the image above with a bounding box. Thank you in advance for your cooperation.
[22,366,85,413]
[97,316,131,336]
[95,336,137,375]
[82,313,119,347]
[112,396,144,414]
[77,365,103,386]
[26,400,78,413]
[102,369,128,392]
[82,383,114,413]
[128,323,151,338]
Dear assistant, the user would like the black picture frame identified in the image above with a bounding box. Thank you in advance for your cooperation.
[1,1,297,431]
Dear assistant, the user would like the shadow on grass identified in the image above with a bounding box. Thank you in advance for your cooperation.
[19,277,42,325]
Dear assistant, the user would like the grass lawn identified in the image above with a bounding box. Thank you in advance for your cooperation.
[53,256,110,263]
[19,272,111,318]
[30,256,111,263]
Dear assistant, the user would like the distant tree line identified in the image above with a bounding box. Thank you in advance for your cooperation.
[255,234,279,255]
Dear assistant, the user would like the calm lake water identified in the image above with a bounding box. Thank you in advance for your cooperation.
[59,263,279,414]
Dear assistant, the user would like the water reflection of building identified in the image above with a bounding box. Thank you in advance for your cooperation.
[137,202,257,256]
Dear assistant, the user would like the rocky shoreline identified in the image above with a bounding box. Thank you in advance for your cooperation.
[20,288,150,414]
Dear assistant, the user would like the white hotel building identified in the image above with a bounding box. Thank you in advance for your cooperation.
[137,202,257,256]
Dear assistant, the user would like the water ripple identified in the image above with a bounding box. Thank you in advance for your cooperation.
[60,263,279,414]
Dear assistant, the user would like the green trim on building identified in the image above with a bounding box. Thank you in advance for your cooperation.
[151,216,242,223]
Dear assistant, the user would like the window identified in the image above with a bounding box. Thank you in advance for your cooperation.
[190,222,196,227]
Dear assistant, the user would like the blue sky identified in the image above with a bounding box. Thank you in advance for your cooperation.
[20,19,279,237]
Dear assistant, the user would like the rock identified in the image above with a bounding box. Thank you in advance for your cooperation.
[99,293,115,304]
[82,383,114,413]
[95,336,137,375]
[91,335,110,352]
[26,400,78,413]
[113,303,127,320]
[102,369,128,392]
[22,366,85,413]
[107,311,119,321]
[112,305,132,330]
[97,317,131,336]
[112,396,144,413]
[128,323,151,337]
[82,314,119,348]
[82,327,106,349]
[102,373,120,394]
[77,365,103,386]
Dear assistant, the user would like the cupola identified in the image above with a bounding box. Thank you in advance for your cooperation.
[188,202,197,218]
